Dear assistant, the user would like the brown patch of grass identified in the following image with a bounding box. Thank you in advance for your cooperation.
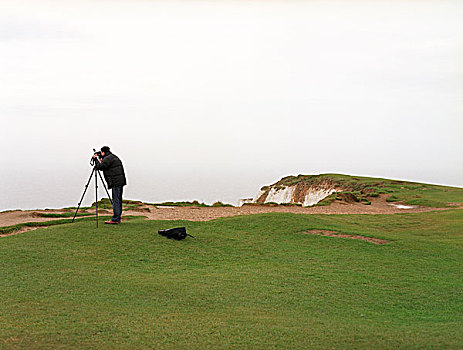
[0,225,49,237]
[302,229,390,245]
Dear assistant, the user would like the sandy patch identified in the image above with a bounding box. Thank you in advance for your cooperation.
[122,195,454,222]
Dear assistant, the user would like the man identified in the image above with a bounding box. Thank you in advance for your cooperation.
[93,146,127,224]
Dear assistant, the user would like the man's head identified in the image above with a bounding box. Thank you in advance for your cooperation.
[100,146,110,156]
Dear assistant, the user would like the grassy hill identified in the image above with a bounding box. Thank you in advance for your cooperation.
[1,209,463,348]
[262,174,463,207]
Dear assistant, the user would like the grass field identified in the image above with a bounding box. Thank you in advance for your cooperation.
[1,210,462,349]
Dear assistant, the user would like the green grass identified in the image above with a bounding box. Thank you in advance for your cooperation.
[211,201,234,207]
[150,200,234,208]
[314,193,338,206]
[1,210,462,349]
[386,195,401,203]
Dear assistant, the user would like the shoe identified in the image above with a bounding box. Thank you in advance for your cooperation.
[105,220,120,224]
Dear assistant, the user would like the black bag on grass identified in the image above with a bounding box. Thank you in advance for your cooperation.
[158,227,194,240]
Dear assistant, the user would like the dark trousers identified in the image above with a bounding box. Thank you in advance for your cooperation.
[111,186,123,222]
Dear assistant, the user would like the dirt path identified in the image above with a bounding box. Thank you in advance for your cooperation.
[1,195,459,228]
[124,198,454,221]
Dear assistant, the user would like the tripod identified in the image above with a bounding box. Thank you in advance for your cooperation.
[72,165,112,228]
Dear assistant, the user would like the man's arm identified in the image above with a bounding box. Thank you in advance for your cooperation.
[94,155,110,170]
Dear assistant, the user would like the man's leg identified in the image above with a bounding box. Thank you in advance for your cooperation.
[111,186,123,222]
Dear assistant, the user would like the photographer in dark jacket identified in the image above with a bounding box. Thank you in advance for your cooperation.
[93,146,126,224]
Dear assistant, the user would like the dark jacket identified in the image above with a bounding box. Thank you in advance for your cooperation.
[96,151,127,189]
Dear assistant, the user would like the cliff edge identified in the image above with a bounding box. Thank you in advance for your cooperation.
[240,174,463,208]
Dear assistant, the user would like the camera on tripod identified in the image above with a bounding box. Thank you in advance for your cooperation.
[90,148,102,166]
[73,148,113,228]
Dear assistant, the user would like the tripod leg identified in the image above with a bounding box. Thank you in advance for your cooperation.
[72,168,96,223]
[97,170,113,205]
[95,166,98,228]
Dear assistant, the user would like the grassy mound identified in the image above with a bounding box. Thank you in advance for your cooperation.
[151,200,233,207]
[267,174,463,208]
[1,210,462,348]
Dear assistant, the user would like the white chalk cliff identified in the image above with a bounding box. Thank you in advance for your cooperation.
[244,176,345,207]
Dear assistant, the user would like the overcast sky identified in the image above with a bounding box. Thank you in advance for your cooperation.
[1,0,462,210]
